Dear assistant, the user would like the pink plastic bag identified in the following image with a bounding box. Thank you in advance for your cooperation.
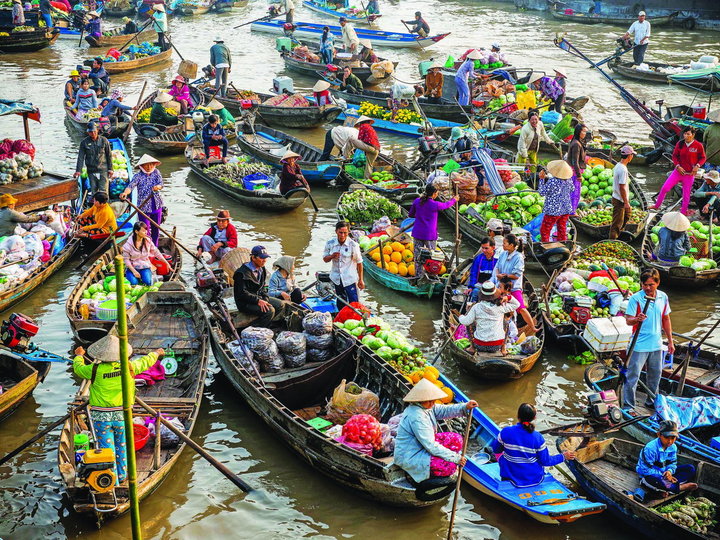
[430,431,463,477]
[334,434,374,456]
[453,324,469,341]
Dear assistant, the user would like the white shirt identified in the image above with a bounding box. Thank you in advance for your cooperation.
[280,0,294,10]
[612,162,629,202]
[391,82,415,100]
[324,236,361,287]
[458,296,520,342]
[341,23,360,49]
[331,126,361,157]
[627,20,651,45]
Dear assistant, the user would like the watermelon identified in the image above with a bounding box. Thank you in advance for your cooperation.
[592,165,605,175]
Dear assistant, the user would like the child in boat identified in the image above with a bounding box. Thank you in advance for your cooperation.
[268,255,305,303]
[634,420,698,501]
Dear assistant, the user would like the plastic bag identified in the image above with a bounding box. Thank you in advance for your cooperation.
[302,311,333,336]
[307,347,333,363]
[325,379,380,424]
[371,216,391,234]
[305,332,333,350]
[380,423,395,453]
[520,336,541,355]
[254,341,284,373]
[334,434,374,455]
[241,326,274,352]
[387,414,403,437]
[275,331,306,356]
[283,351,306,369]
[228,340,260,373]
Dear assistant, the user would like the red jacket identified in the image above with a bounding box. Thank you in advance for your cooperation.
[672,139,706,171]
[200,223,238,250]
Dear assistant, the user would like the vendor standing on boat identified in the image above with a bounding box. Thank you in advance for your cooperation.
[233,245,285,327]
[694,170,720,218]
[12,0,24,26]
[492,403,575,488]
[319,26,334,64]
[394,378,477,484]
[408,184,456,279]
[623,11,651,66]
[538,161,574,242]
[73,337,164,485]
[74,122,114,197]
[196,210,237,263]
[492,234,538,335]
[151,4,168,51]
[566,123,588,211]
[39,0,53,28]
[517,111,555,172]
[323,221,364,303]
[318,124,375,161]
[278,0,294,24]
[424,62,444,104]
[0,194,42,237]
[551,69,567,113]
[339,17,360,53]
[402,11,429,37]
[610,145,636,239]
[210,36,232,98]
[84,11,102,41]
[279,150,310,196]
[455,50,480,106]
[120,154,165,246]
[623,268,674,411]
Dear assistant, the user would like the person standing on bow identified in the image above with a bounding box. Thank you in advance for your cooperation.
[624,11,651,66]
[610,145,636,239]
[279,0,294,23]
[74,122,113,197]
[210,36,232,98]
[566,123,588,212]
[151,4,168,51]
[455,50,481,106]
[323,221,364,303]
[355,116,380,178]
[319,26,335,65]
[653,127,706,216]
[339,17,360,53]
[402,11,430,37]
[120,154,165,246]
[408,184,456,278]
[516,111,555,172]
[538,161,574,242]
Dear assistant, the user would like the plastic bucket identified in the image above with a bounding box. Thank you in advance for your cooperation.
[133,424,150,451]
[692,105,707,120]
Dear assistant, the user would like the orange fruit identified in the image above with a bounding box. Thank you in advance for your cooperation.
[390,251,402,264]
[433,380,444,388]
[382,244,393,255]
[406,242,414,252]
[440,386,454,404]
[403,375,414,385]
[383,253,391,263]
[424,365,440,379]
[376,261,383,268]
[410,371,423,384]
[368,247,380,257]
[387,262,399,274]
[402,249,413,263]
[391,241,405,252]
[398,262,408,277]
[408,263,416,277]
[371,251,381,262]
[423,370,438,383]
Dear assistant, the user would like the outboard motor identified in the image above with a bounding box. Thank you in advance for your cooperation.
[585,391,624,426]
[0,313,39,351]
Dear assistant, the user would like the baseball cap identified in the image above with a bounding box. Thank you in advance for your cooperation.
[620,145,637,156]
[251,245,270,259]
[658,420,679,437]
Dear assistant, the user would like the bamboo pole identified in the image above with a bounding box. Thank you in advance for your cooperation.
[446,409,473,540]
[115,255,142,540]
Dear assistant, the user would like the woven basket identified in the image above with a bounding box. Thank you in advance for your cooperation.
[96,300,119,321]
[219,247,251,285]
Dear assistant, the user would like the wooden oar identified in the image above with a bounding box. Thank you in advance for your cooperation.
[400,20,427,49]
[232,11,277,29]
[123,80,147,143]
[446,408,473,540]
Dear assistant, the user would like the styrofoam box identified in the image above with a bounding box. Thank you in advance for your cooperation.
[583,316,632,353]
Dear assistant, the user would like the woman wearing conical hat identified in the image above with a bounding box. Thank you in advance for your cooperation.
[121,154,164,246]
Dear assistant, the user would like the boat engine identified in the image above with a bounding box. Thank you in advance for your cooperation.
[194,268,227,303]
[562,296,592,325]
[585,391,623,427]
[416,247,445,277]
[0,313,39,352]
[78,448,116,493]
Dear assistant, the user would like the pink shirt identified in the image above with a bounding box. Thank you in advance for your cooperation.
[168,84,191,103]
[122,237,163,270]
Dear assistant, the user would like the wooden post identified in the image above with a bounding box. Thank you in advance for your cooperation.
[22,113,30,141]
[153,409,162,470]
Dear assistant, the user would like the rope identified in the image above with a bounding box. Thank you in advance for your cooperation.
[171,309,192,318]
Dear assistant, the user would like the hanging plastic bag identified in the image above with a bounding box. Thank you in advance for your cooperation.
[325,379,380,424]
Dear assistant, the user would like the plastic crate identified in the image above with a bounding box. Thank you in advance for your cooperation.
[301,297,337,313]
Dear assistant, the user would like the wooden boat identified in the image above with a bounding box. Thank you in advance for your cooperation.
[570,157,651,241]
[205,296,458,507]
[0,26,59,53]
[442,259,545,379]
[333,88,468,123]
[549,8,678,27]
[103,0,136,17]
[440,376,605,522]
[560,436,718,540]
[338,153,422,204]
[362,249,445,297]
[334,104,460,139]
[234,126,343,184]
[57,285,210,524]
[251,20,450,49]
[64,104,130,139]
[0,352,51,423]
[662,342,720,396]
[335,188,408,232]
[609,59,690,84]
[185,142,309,211]
[211,0,234,12]
[85,27,157,48]
[280,49,396,84]
[641,211,720,287]
[102,47,172,74]
[301,0,378,23]
[196,84,342,129]
[65,236,183,344]
[541,240,642,348]
[175,0,214,15]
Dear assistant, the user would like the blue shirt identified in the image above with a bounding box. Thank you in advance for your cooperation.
[101,98,132,117]
[455,58,475,83]
[492,249,524,291]
[202,123,227,145]
[468,253,497,289]
[636,437,677,478]
[538,175,573,216]
[625,289,670,353]
[492,424,564,488]
[656,227,690,262]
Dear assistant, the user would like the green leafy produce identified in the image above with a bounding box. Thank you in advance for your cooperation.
[337,189,402,225]
[205,159,272,190]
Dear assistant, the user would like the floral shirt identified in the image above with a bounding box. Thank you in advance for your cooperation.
[127,169,164,212]
[539,175,574,216]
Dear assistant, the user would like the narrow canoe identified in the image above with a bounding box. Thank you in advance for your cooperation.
[549,9,678,27]
[64,104,130,139]
[175,0,214,15]
[102,47,172,74]
[234,126,342,184]
[251,19,450,49]
[609,59,689,84]
[204,297,458,507]
[0,352,51,424]
[185,142,309,211]
[57,285,210,524]
[441,376,605,522]
[560,436,718,540]
[332,88,468,123]
[337,153,422,204]
[65,235,183,344]
[0,27,59,53]
[86,27,157,48]
[442,259,544,379]
[301,0,378,23]
[280,50,396,84]
[641,211,720,287]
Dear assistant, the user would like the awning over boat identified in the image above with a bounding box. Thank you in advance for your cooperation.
[0,99,41,122]
[655,394,720,432]
[669,67,720,94]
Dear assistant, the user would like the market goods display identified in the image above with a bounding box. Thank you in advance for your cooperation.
[241,326,284,372]
[341,414,383,450]
[0,231,59,292]
[79,273,163,319]
[647,218,720,269]
[0,152,43,185]
[344,162,409,190]
[137,106,179,124]
[103,42,162,63]
[575,207,647,227]
[359,234,423,277]
[458,182,544,228]
[302,311,335,362]
[337,189,402,225]
[357,101,422,124]
[204,159,274,191]
[11,26,35,32]
[574,161,646,227]
[655,496,716,534]
[325,379,381,425]
[275,331,306,368]
[107,148,130,198]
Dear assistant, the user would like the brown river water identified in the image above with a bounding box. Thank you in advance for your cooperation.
[1,1,720,538]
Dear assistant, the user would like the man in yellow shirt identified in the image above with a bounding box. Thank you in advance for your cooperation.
[76,191,117,237]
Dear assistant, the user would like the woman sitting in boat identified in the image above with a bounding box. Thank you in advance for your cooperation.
[339,66,363,94]
[424,62,444,104]
[312,80,333,107]
[122,16,138,34]
[492,403,575,488]
[75,191,117,238]
[167,75,192,115]
[201,115,229,165]
[73,336,165,485]
[493,234,538,334]
[358,40,378,65]
[206,99,235,129]
[387,82,423,122]
[12,0,24,26]
[84,10,102,41]
[64,70,81,104]
[100,89,134,123]
[122,221,166,286]
[394,378,477,485]
[319,26,334,65]
[71,79,99,120]
[279,150,310,196]
[457,281,519,352]
[0,194,42,237]
[653,211,691,264]
[150,92,179,127]
[268,255,305,303]
[120,154,165,246]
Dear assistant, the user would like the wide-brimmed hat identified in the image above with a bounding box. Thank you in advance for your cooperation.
[281,150,301,162]
[553,68,567,78]
[466,49,482,60]
[171,75,186,85]
[658,419,678,437]
[153,4,165,11]
[110,88,124,100]
[136,154,161,168]
[87,335,133,364]
[70,69,80,77]
[213,35,223,42]
[273,255,295,273]
[450,126,464,141]
[0,193,18,207]
[154,92,172,103]
[87,10,99,17]
[704,170,720,184]
[403,378,447,402]
[478,280,497,300]
[354,115,374,126]
[216,209,230,220]
[619,144,637,156]
[313,80,331,92]
[360,39,372,49]
[547,159,573,179]
[707,109,720,123]
[430,60,444,70]
[207,99,224,110]
[528,72,544,84]
[662,211,691,232]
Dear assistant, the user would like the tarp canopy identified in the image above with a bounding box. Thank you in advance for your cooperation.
[669,67,720,95]
[655,394,720,432]
[0,99,41,122]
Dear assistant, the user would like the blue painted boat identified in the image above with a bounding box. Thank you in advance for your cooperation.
[251,19,449,49]
[55,1,105,40]
[108,137,136,236]
[301,0,379,24]
[334,104,459,138]
[441,375,607,523]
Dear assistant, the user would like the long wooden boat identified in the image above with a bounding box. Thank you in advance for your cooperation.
[549,9,678,27]
[281,49,396,84]
[196,84,342,129]
[0,26,59,52]
[0,352,51,423]
[103,0,136,17]
[185,142,309,211]
[251,19,450,49]
[205,296,458,507]
[540,240,642,348]
[301,0,377,23]
[338,152,422,204]
[333,88,468,123]
[609,59,689,84]
[442,259,544,379]
[57,285,210,524]
[65,235,182,344]
[234,126,342,184]
[175,0,214,15]
[334,104,461,138]
[641,211,720,287]
[64,104,130,139]
[102,47,172,74]
[663,342,720,396]
[86,27,157,48]
[440,376,605,522]
[559,436,718,540]
[362,249,445,297]
[570,157,650,241]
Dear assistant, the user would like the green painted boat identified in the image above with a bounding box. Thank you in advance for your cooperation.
[362,253,444,298]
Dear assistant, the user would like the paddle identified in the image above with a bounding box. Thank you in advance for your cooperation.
[123,80,147,143]
[116,17,153,55]
[446,408,473,540]
[400,20,426,49]
[232,10,278,29]
[78,25,85,47]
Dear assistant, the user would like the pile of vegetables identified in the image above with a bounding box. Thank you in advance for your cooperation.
[0,153,44,185]
[357,102,422,124]
[575,162,646,227]
[337,189,402,225]
[576,207,647,227]
[108,149,129,198]
[568,350,596,365]
[648,220,720,270]
[0,32,9,37]
[81,272,162,318]
[656,496,716,534]
[82,109,102,121]
[12,26,35,32]
[458,182,544,227]
[360,235,423,277]
[204,159,273,190]
[105,42,161,62]
[342,414,382,449]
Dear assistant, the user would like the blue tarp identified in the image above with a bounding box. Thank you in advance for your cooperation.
[473,147,505,195]
[655,394,720,432]
[0,99,38,118]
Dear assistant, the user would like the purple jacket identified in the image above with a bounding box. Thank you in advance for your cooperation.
[409,197,456,241]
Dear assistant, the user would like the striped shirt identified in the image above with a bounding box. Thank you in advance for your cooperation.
[492,424,564,488]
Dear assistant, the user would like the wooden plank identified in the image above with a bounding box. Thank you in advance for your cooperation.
[7,174,78,212]
[576,439,614,464]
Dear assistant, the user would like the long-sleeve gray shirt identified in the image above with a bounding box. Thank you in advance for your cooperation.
[75,135,113,174]
[0,207,40,237]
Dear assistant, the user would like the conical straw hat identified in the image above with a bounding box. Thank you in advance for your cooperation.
[136,154,161,168]
[547,159,573,179]
[87,335,133,364]
[662,211,691,232]
[403,377,447,402]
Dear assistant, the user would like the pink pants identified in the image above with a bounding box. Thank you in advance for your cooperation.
[654,169,695,214]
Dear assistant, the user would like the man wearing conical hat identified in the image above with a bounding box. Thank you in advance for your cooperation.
[73,337,165,484]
